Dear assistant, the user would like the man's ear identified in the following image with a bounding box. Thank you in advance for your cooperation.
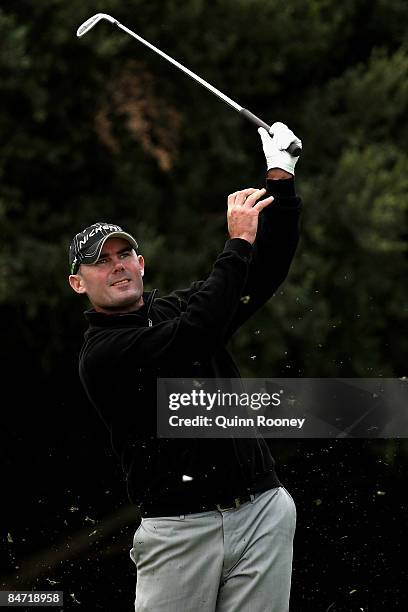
[69,274,87,294]
[138,254,145,278]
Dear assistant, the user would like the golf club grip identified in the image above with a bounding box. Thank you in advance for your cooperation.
[240,108,302,157]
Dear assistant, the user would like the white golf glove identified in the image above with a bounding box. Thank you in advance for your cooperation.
[258,122,302,175]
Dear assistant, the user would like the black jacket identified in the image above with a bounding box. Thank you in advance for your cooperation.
[79,178,302,516]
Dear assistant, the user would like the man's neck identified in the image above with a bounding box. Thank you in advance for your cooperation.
[93,295,145,315]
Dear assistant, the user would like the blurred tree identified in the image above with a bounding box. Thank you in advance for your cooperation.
[0,0,407,374]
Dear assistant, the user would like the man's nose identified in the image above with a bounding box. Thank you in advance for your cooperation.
[112,258,125,271]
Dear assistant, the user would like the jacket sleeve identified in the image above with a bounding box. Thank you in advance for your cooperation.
[83,239,253,368]
[143,178,301,327]
[223,177,302,339]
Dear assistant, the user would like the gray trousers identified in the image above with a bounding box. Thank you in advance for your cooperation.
[129,486,296,612]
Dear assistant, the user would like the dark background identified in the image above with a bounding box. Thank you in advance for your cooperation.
[1,0,407,610]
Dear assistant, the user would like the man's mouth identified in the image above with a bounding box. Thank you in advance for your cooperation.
[111,279,131,287]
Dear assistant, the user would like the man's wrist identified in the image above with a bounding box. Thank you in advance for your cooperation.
[228,235,253,245]
[267,168,293,180]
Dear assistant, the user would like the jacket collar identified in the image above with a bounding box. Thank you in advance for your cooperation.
[84,289,158,327]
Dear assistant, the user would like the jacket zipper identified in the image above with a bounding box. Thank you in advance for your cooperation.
[146,289,157,328]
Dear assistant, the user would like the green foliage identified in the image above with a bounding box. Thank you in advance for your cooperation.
[1,0,407,379]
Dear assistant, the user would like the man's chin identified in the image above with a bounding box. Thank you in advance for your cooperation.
[99,292,143,313]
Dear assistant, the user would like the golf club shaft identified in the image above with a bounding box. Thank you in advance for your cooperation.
[113,21,301,156]
[117,22,240,113]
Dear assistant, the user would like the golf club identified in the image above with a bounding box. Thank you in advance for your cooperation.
[77,13,302,157]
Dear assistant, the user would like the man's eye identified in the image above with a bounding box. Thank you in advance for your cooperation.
[120,251,131,258]
[96,258,107,265]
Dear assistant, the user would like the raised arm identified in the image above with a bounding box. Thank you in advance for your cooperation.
[224,122,303,337]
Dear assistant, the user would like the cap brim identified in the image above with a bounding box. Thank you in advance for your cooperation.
[81,232,139,265]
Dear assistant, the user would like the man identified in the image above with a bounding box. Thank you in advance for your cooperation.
[69,123,302,612]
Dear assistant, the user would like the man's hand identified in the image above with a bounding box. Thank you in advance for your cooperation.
[227,188,273,245]
[258,122,302,175]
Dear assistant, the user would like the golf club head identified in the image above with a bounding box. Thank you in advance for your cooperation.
[76,13,117,38]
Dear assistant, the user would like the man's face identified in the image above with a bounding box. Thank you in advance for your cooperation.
[69,237,145,313]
